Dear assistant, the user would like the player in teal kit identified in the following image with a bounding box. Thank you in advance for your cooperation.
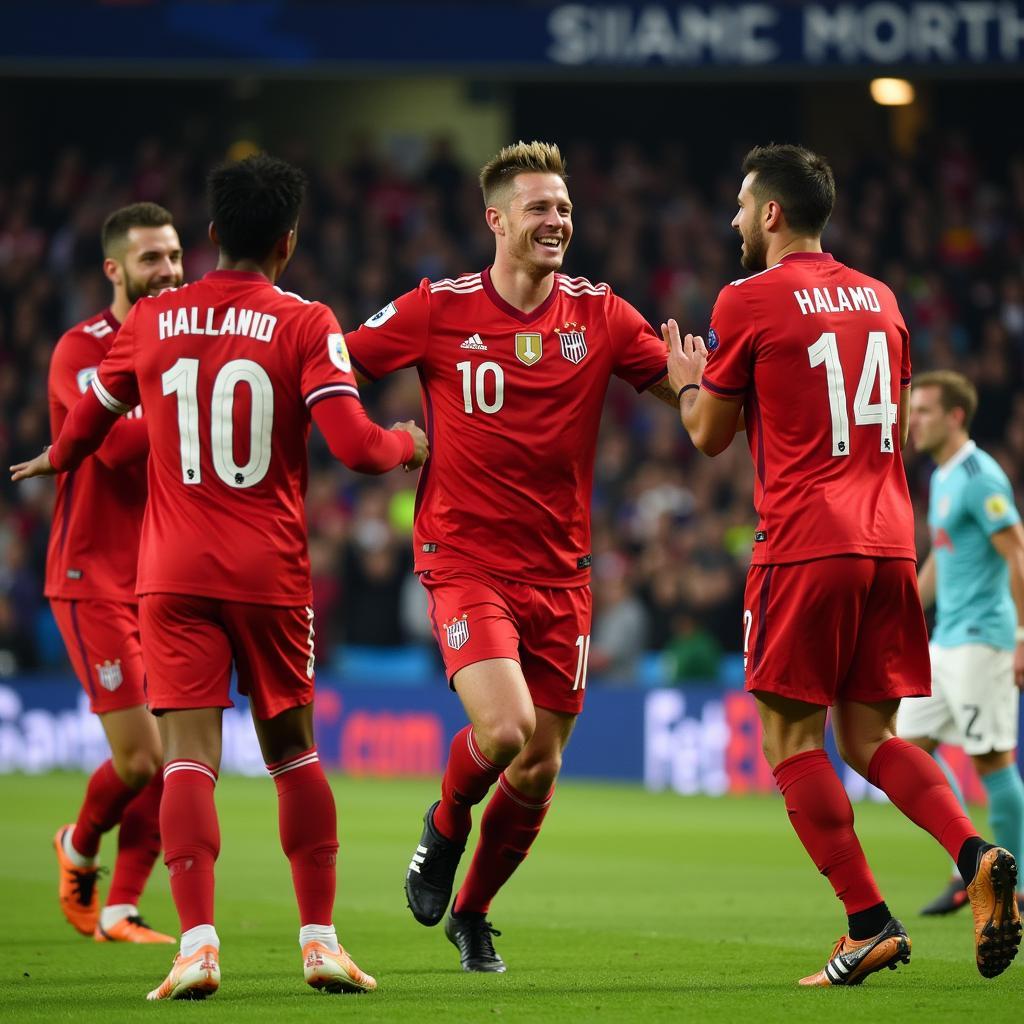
[901,370,1024,914]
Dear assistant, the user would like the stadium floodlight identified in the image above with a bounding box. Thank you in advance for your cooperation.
[869,78,915,106]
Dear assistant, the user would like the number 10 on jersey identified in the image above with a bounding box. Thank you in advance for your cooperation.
[807,330,897,456]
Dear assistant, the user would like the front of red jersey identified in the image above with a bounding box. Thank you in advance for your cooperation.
[46,310,147,602]
[346,268,667,586]
[91,270,362,604]
[702,252,915,566]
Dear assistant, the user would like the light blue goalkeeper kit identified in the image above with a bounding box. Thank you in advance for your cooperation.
[930,441,1019,650]
[928,438,1023,885]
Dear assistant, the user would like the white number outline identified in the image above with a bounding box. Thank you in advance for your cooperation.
[573,633,591,691]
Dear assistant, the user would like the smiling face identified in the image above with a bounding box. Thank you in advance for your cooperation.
[109,224,184,304]
[731,171,770,272]
[490,172,573,278]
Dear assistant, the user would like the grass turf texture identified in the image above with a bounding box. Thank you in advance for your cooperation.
[0,773,1019,1022]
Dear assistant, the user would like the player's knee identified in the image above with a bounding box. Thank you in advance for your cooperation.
[114,748,161,790]
[477,720,533,765]
[513,753,561,795]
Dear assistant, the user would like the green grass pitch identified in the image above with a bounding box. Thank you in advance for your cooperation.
[0,772,1020,1022]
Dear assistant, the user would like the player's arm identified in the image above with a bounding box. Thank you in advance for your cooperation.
[311,394,427,473]
[990,523,1024,688]
[664,318,741,456]
[917,549,937,609]
[645,375,746,430]
[11,388,121,480]
[899,388,911,449]
[94,415,149,469]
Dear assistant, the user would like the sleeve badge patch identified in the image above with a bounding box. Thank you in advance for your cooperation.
[707,328,720,352]
[76,367,98,393]
[984,493,1010,521]
[327,332,351,374]
[364,302,397,328]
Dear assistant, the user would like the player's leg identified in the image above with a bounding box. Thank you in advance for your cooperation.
[408,571,533,927]
[49,598,166,938]
[747,557,911,986]
[93,703,173,943]
[839,561,1021,978]
[235,602,375,994]
[140,594,231,1001]
[446,707,575,972]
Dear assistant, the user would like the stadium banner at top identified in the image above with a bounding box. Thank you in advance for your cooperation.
[3,2,1024,73]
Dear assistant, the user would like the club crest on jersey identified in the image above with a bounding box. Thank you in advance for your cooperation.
[327,332,351,373]
[444,613,470,651]
[555,322,587,364]
[94,659,123,692]
[515,332,543,365]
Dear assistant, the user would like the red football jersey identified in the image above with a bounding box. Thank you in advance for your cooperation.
[46,309,147,602]
[702,252,915,565]
[90,270,363,605]
[346,268,667,585]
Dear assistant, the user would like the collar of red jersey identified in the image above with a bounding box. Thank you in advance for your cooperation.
[777,252,835,263]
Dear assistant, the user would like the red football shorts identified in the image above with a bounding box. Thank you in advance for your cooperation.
[51,598,146,714]
[139,594,316,719]
[420,569,593,715]
[743,556,930,706]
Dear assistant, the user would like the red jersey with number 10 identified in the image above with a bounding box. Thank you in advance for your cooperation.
[346,268,668,585]
[702,252,915,566]
[90,270,363,605]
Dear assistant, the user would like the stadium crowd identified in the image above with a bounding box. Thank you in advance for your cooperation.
[2,130,1023,683]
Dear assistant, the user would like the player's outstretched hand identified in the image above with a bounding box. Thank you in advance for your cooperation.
[10,448,56,482]
[391,421,429,471]
[663,318,707,395]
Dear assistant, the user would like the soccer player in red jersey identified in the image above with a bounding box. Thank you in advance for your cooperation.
[667,143,1021,985]
[344,141,675,972]
[47,202,182,945]
[13,154,428,1000]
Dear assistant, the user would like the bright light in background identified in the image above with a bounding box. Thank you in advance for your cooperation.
[870,78,915,106]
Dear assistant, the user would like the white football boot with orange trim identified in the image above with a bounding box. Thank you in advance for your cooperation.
[302,941,377,994]
[146,945,220,1001]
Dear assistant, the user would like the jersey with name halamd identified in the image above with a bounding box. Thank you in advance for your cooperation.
[930,440,1020,650]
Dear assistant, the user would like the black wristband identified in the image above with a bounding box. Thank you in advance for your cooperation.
[676,383,699,402]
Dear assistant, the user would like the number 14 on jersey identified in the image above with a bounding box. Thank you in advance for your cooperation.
[807,330,897,457]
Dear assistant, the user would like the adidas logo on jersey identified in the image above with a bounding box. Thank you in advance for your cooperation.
[460,334,487,350]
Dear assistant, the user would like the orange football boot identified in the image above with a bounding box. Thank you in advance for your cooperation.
[95,913,175,944]
[966,846,1022,978]
[53,825,102,936]
[799,918,911,986]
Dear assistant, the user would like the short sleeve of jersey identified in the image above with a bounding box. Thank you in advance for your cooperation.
[965,469,1021,537]
[91,306,140,414]
[606,292,668,392]
[299,303,362,409]
[344,282,431,381]
[701,285,755,400]
[49,332,99,414]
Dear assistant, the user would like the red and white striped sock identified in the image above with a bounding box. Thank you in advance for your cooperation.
[433,726,503,845]
[268,748,339,930]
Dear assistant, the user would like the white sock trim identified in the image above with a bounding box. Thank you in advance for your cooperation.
[63,826,97,868]
[99,904,137,930]
[299,923,339,953]
[180,924,220,958]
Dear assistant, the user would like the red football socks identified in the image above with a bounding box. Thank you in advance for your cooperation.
[71,758,139,859]
[773,749,884,914]
[868,738,979,858]
[453,774,553,915]
[268,748,338,926]
[107,770,163,907]
[433,726,503,845]
[161,760,220,932]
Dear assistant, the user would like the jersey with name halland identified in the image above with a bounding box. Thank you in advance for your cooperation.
[46,309,146,602]
[701,252,916,566]
[930,440,1021,650]
[89,269,361,605]
[345,268,668,585]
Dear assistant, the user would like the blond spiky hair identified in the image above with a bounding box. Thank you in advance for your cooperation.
[479,140,567,207]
